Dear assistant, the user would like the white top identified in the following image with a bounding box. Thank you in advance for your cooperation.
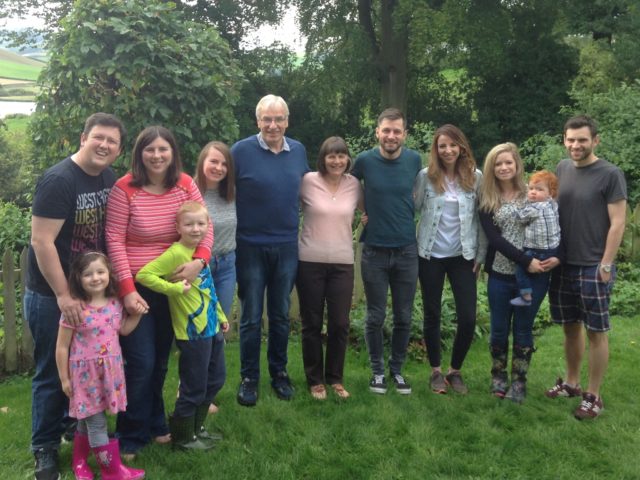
[298,172,362,264]
[431,178,462,258]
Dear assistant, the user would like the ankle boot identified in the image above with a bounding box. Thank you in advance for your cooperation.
[505,345,534,404]
[93,439,145,480]
[169,414,215,450]
[194,404,223,443]
[72,432,94,480]
[490,344,509,398]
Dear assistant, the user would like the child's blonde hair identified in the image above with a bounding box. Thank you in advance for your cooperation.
[176,201,209,223]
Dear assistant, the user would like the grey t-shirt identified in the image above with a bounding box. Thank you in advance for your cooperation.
[556,158,627,265]
[203,188,237,256]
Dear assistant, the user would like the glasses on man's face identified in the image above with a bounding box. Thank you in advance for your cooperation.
[89,134,120,147]
[260,116,287,125]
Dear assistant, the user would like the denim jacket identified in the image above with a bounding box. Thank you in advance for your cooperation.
[414,168,486,263]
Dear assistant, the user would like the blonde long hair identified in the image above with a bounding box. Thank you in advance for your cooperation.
[427,124,477,193]
[479,142,527,213]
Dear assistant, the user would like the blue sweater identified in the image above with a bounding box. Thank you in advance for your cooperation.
[232,134,309,245]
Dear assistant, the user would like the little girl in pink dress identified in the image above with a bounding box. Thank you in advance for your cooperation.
[55,252,146,480]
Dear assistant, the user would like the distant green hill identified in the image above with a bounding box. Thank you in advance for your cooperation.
[0,48,44,81]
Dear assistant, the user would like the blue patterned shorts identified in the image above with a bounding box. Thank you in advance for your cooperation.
[548,265,616,332]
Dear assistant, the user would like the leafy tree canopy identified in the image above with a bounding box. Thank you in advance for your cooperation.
[29,0,243,172]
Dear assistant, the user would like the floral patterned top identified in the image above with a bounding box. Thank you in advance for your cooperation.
[60,298,127,419]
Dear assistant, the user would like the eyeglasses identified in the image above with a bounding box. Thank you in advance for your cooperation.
[259,116,287,125]
[88,134,120,147]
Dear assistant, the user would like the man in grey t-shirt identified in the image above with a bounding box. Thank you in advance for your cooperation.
[541,115,627,420]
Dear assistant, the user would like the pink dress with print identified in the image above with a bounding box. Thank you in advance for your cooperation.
[60,298,127,419]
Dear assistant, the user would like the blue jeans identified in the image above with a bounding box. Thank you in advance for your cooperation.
[361,244,418,376]
[174,331,226,417]
[210,250,236,318]
[116,285,174,454]
[25,289,69,451]
[514,247,558,296]
[236,242,298,380]
[487,271,551,349]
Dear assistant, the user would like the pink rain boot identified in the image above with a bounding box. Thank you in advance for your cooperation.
[72,432,94,480]
[93,439,145,480]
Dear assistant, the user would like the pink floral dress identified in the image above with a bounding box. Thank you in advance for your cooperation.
[60,298,127,419]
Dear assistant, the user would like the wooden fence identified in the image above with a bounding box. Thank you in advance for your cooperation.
[0,248,33,375]
[2,203,636,376]
[0,244,366,376]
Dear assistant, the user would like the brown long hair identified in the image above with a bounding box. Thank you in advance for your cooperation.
[479,142,527,213]
[68,252,118,302]
[129,126,182,188]
[194,141,235,202]
[427,124,477,193]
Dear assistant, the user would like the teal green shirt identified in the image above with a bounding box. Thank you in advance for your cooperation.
[352,147,421,247]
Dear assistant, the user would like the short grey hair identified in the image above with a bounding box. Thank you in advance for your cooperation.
[255,94,289,119]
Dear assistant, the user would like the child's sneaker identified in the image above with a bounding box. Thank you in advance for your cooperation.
[544,377,582,398]
[574,392,603,420]
[510,296,532,306]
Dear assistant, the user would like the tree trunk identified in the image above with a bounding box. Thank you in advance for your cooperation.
[358,0,409,113]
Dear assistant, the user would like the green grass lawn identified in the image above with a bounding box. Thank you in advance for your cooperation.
[3,115,30,133]
[1,317,639,479]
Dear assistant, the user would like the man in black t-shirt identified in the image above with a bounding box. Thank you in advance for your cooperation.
[25,113,124,480]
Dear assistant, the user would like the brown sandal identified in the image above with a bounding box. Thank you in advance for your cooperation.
[330,383,350,399]
[310,384,327,400]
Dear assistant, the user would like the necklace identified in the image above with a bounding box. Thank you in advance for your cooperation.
[324,175,342,200]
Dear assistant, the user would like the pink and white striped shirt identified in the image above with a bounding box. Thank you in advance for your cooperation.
[105,172,213,297]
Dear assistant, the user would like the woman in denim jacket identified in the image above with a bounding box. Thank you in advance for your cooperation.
[414,124,485,394]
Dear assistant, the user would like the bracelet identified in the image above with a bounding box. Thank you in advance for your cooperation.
[196,258,207,268]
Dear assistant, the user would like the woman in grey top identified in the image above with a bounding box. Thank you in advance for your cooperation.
[479,143,546,404]
[415,125,484,395]
[195,141,237,318]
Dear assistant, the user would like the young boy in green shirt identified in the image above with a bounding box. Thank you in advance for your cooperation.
[136,201,229,449]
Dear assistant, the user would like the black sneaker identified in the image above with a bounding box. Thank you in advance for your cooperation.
[34,448,60,480]
[391,373,412,395]
[271,371,295,400]
[237,377,258,406]
[369,374,387,394]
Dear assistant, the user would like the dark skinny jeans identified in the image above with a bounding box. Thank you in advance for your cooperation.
[418,255,477,370]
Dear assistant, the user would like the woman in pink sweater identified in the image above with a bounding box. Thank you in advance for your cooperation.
[105,126,212,457]
[296,136,363,400]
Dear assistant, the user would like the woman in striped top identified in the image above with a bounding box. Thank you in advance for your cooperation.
[105,126,212,457]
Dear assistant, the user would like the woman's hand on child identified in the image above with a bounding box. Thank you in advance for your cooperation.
[527,258,545,274]
[171,260,202,284]
[124,291,149,316]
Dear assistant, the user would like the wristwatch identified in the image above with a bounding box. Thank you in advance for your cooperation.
[600,264,612,273]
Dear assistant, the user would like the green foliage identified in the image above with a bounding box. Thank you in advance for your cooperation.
[0,118,36,206]
[30,0,243,173]
[569,80,640,206]
[610,262,640,317]
[519,132,566,174]
[0,201,31,257]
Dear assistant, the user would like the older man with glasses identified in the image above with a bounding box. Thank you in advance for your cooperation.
[231,94,309,406]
